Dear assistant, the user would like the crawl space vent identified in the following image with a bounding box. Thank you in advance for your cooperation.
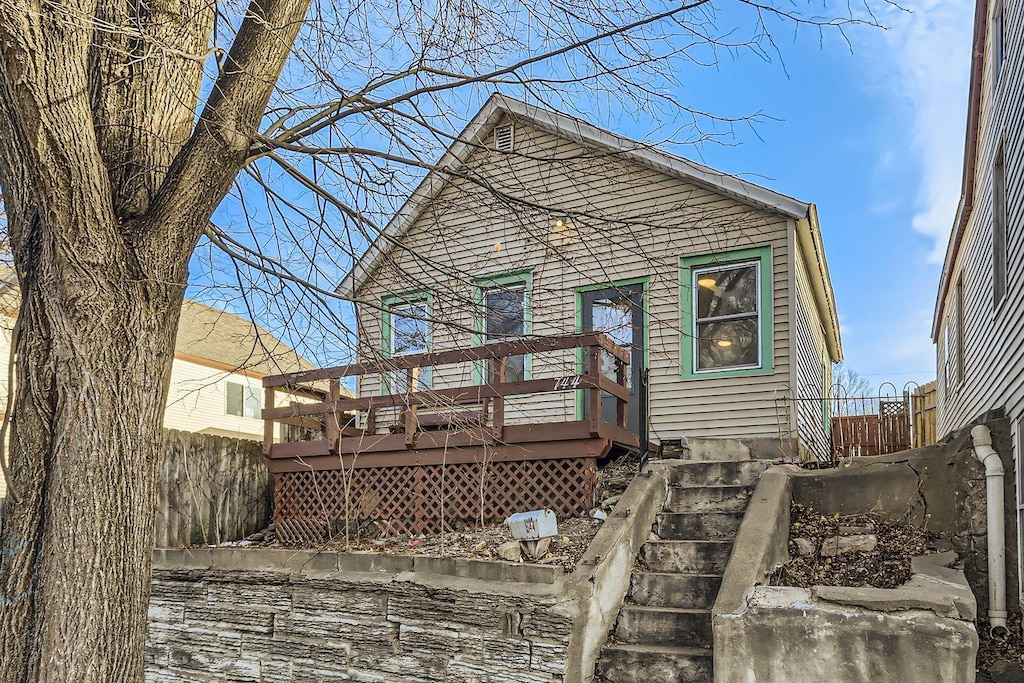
[494,124,514,152]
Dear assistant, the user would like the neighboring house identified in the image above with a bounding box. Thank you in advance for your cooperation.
[165,300,317,440]
[342,94,843,462]
[933,0,1023,596]
[0,292,315,498]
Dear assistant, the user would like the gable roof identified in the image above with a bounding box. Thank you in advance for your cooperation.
[175,300,316,377]
[342,93,842,362]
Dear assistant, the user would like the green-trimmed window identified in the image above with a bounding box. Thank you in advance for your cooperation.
[680,246,773,379]
[382,291,431,393]
[473,270,532,384]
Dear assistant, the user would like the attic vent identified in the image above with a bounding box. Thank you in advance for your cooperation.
[494,124,514,152]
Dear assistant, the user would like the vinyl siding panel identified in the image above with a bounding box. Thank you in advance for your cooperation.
[163,359,268,441]
[356,116,807,447]
[937,0,1024,440]
[793,246,831,461]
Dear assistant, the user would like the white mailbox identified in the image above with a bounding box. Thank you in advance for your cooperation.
[505,509,558,541]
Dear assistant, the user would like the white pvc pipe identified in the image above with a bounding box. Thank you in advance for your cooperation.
[972,424,1009,637]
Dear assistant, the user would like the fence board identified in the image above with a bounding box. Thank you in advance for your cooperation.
[155,430,272,547]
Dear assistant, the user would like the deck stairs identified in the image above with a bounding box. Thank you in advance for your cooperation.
[596,459,769,683]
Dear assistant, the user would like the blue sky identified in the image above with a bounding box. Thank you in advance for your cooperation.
[635,0,975,387]
[200,1,974,388]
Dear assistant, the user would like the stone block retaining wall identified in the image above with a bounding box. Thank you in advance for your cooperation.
[147,550,572,682]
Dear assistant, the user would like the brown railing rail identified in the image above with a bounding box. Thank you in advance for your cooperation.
[262,332,634,463]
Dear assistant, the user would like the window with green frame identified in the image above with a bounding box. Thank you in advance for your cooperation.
[381,290,431,393]
[472,269,532,384]
[680,246,773,379]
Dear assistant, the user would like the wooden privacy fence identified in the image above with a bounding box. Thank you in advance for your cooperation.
[912,381,938,448]
[262,332,637,541]
[830,382,935,461]
[155,430,272,547]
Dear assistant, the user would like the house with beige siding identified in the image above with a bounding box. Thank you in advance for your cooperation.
[933,0,1024,601]
[341,95,843,463]
[0,291,314,498]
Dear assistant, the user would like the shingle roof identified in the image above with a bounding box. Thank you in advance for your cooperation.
[174,300,316,377]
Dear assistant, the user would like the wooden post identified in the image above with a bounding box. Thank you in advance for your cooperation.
[492,357,506,440]
[263,386,275,456]
[615,358,627,428]
[588,345,601,436]
[325,379,340,453]
[404,368,418,448]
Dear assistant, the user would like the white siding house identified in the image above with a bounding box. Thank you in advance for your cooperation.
[932,0,1024,602]
[343,95,842,461]
[0,296,314,498]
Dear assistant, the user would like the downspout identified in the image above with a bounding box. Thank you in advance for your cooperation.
[972,424,1009,636]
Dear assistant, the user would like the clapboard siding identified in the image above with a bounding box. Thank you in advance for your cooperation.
[355,114,819,446]
[794,246,831,461]
[937,0,1024,443]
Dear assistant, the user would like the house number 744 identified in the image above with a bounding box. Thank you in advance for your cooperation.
[553,375,584,390]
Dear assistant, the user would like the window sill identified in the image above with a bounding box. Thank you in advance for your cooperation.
[680,364,775,381]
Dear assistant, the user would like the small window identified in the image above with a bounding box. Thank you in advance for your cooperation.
[226,381,261,419]
[391,302,428,356]
[386,300,429,393]
[693,262,760,371]
[680,246,772,380]
[494,124,514,152]
[944,321,955,391]
[994,145,1008,306]
[484,286,526,383]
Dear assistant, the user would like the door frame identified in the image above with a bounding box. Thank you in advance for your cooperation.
[574,276,650,434]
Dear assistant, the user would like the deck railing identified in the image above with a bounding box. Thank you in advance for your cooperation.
[262,332,636,465]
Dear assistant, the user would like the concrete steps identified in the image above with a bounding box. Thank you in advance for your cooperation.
[654,512,743,541]
[597,644,713,683]
[640,540,732,574]
[596,459,768,683]
[628,572,722,610]
[614,606,713,647]
[665,485,751,513]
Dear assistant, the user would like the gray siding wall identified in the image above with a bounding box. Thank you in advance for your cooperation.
[356,116,810,446]
[935,0,1024,608]
[794,246,831,461]
[937,0,1024,440]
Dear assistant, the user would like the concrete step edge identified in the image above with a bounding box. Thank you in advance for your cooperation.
[601,643,714,657]
[619,605,712,616]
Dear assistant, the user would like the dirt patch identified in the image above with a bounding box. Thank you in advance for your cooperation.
[219,453,640,572]
[770,502,944,589]
[977,611,1024,677]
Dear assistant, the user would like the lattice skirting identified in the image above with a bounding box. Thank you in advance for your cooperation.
[273,458,597,542]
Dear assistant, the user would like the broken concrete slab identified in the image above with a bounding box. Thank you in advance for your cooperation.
[819,533,876,556]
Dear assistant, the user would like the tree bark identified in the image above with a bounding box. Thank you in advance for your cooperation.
[0,0,311,679]
[0,219,186,680]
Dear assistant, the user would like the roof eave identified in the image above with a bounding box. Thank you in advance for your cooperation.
[796,205,843,363]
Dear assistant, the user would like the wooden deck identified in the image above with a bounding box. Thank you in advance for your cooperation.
[261,333,639,540]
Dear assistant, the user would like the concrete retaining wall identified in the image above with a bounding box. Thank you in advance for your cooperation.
[146,467,667,682]
[790,413,1016,613]
[713,453,982,683]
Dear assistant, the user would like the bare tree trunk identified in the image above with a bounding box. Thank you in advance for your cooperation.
[0,0,309,677]
[0,212,186,681]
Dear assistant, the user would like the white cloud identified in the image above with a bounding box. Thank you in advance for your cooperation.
[876,0,974,262]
